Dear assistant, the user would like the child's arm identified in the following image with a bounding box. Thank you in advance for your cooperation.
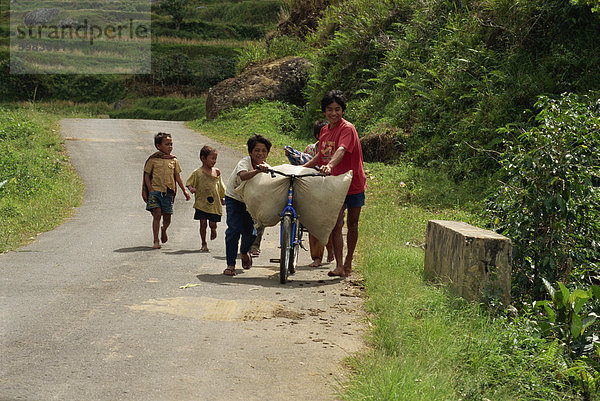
[186,185,196,194]
[144,172,153,194]
[320,146,346,175]
[175,173,191,200]
[238,163,268,181]
[303,156,319,169]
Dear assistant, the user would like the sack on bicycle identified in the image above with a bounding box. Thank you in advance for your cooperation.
[235,164,352,245]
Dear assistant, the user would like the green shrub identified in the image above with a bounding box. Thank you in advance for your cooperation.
[533,280,600,399]
[109,96,206,121]
[0,59,127,102]
[192,0,283,26]
[486,93,600,299]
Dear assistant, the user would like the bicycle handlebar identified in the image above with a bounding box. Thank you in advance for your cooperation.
[267,168,324,179]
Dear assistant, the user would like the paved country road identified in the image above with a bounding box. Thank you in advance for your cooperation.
[1,119,365,401]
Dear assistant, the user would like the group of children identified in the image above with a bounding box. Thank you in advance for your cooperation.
[143,90,366,278]
[142,131,272,276]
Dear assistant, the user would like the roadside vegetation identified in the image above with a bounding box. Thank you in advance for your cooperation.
[0,103,96,252]
[189,96,599,400]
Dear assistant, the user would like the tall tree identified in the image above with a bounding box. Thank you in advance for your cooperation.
[159,0,192,31]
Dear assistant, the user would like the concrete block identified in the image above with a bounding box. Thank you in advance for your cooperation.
[424,220,512,305]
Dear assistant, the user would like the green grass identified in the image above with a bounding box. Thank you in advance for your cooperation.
[0,101,111,253]
[187,100,583,400]
[342,163,577,400]
[188,100,307,161]
[0,107,80,252]
[109,96,207,121]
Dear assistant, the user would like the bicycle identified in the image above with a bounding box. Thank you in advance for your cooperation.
[267,168,322,283]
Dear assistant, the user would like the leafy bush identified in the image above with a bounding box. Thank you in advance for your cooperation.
[534,279,600,399]
[192,0,283,26]
[0,59,127,102]
[486,93,600,299]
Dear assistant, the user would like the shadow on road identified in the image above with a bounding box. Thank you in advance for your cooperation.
[113,246,157,253]
[195,271,344,289]
[163,249,205,255]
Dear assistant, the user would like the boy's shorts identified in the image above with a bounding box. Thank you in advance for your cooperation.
[345,191,365,208]
[146,190,174,214]
[194,209,222,222]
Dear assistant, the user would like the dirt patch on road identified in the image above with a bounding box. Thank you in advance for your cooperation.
[129,296,305,322]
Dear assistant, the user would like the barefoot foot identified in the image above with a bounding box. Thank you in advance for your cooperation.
[308,259,322,267]
[152,242,161,249]
[241,253,252,269]
[161,227,168,243]
[200,245,209,252]
[327,267,346,277]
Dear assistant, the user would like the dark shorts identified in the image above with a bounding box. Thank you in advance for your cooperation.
[345,191,365,208]
[146,190,174,214]
[194,209,221,222]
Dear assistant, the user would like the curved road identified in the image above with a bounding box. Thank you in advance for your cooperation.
[1,119,365,401]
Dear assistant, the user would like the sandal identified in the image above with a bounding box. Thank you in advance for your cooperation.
[241,253,252,270]
[223,268,236,276]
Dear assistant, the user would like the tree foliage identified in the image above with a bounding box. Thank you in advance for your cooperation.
[159,0,193,31]
[486,93,600,300]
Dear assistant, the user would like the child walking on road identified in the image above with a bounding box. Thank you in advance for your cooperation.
[223,134,271,276]
[186,145,226,252]
[143,132,190,249]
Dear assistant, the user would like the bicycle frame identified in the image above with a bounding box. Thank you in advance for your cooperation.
[280,175,299,249]
[268,168,321,283]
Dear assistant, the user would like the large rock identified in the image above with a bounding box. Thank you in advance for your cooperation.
[206,56,311,120]
[424,220,512,305]
[360,124,407,162]
[24,8,60,26]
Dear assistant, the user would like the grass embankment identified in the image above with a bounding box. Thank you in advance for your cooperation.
[189,101,581,400]
[0,102,108,253]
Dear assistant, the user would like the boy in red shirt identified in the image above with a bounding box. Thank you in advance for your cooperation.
[303,90,367,277]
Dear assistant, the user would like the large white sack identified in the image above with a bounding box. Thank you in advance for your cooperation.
[291,167,352,246]
[235,164,352,245]
[234,167,289,227]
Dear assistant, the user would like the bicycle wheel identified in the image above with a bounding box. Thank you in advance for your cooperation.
[280,214,294,283]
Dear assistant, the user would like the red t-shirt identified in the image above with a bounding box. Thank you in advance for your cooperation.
[318,118,367,195]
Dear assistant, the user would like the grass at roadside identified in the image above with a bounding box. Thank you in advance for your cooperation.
[0,102,109,253]
[109,96,207,121]
[344,163,575,400]
[188,101,580,400]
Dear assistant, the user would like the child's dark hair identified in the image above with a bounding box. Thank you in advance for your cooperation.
[320,90,347,112]
[154,132,171,147]
[313,120,327,139]
[247,134,272,153]
[200,145,216,160]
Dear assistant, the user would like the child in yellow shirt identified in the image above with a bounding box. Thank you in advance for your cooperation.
[186,145,226,252]
[143,132,190,249]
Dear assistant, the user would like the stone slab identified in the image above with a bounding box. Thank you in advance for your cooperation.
[424,220,512,305]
